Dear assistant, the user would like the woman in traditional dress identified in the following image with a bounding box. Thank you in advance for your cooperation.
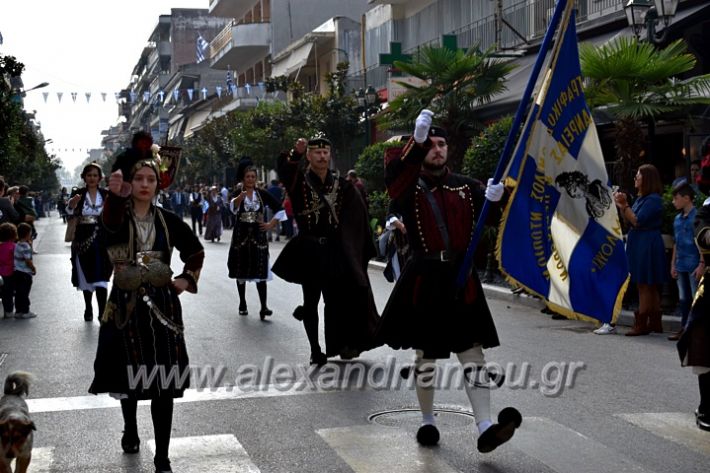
[227,166,286,319]
[67,163,112,321]
[203,186,223,242]
[89,160,204,473]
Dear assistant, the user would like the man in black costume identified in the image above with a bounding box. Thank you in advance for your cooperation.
[272,136,379,366]
[677,144,710,432]
[378,109,522,453]
[111,131,154,179]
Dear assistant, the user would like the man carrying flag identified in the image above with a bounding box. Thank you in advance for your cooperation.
[377,111,522,453]
[497,1,629,327]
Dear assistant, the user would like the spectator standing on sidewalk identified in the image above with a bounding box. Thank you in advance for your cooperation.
[614,164,667,336]
[669,183,702,341]
[13,223,36,319]
[0,222,17,318]
[0,179,20,224]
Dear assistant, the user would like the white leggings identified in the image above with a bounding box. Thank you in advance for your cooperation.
[414,345,491,424]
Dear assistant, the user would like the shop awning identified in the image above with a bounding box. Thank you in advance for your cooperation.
[182,110,211,139]
[271,41,315,78]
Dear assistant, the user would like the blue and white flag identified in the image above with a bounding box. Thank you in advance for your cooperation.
[498,8,629,324]
[196,33,209,63]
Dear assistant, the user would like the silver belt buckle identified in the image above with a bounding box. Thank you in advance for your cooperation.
[440,250,450,262]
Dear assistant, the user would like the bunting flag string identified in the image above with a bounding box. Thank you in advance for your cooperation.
[25,83,274,106]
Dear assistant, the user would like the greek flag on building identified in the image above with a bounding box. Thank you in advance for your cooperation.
[498,7,629,324]
[196,33,209,63]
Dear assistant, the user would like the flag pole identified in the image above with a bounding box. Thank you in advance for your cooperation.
[456,0,571,288]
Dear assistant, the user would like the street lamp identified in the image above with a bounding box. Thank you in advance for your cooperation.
[24,81,49,92]
[356,85,379,145]
[624,0,679,44]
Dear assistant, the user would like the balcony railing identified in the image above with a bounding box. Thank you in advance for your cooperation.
[208,19,272,61]
[210,21,235,59]
[405,0,625,55]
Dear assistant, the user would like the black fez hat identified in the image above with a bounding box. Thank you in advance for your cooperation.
[308,136,332,150]
[428,126,447,139]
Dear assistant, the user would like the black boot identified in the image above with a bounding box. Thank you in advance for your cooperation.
[237,282,248,315]
[120,399,140,454]
[152,397,173,472]
[96,287,107,321]
[83,291,93,321]
[257,282,271,320]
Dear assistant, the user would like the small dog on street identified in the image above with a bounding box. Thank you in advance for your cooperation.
[0,372,36,473]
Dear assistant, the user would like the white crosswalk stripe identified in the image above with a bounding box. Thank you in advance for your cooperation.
[17,447,53,472]
[20,412,709,472]
[511,417,655,473]
[318,424,460,473]
[617,412,710,456]
[147,434,261,473]
[26,384,331,414]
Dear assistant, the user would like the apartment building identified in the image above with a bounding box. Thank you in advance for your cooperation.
[207,0,369,90]
[121,9,229,141]
[357,0,709,172]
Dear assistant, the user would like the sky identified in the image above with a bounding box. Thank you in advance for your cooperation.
[1,0,209,173]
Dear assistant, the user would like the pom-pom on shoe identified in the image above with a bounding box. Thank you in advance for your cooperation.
[292,305,306,321]
[416,424,440,446]
[477,407,522,453]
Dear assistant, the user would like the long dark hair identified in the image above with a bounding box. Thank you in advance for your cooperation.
[637,164,662,196]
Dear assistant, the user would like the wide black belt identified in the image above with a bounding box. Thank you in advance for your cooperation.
[414,250,460,263]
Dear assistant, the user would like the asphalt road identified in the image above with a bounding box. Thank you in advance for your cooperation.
[0,215,706,472]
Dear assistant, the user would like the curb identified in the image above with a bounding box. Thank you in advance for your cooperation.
[367,260,681,332]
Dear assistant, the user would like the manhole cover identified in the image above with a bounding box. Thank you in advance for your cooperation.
[369,407,476,428]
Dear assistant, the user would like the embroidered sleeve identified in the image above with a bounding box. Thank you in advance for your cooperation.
[169,212,205,293]
[385,137,430,200]
[277,149,304,194]
[101,192,129,232]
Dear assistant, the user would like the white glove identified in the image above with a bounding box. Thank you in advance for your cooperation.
[485,178,505,202]
[413,109,434,143]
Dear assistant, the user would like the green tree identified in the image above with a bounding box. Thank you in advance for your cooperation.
[462,116,514,181]
[184,62,364,183]
[1,54,59,191]
[354,141,404,193]
[579,37,710,190]
[380,45,514,171]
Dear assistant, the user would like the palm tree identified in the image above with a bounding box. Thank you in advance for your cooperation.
[579,37,710,191]
[380,45,514,172]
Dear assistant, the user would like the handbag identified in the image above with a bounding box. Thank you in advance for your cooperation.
[64,217,78,242]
